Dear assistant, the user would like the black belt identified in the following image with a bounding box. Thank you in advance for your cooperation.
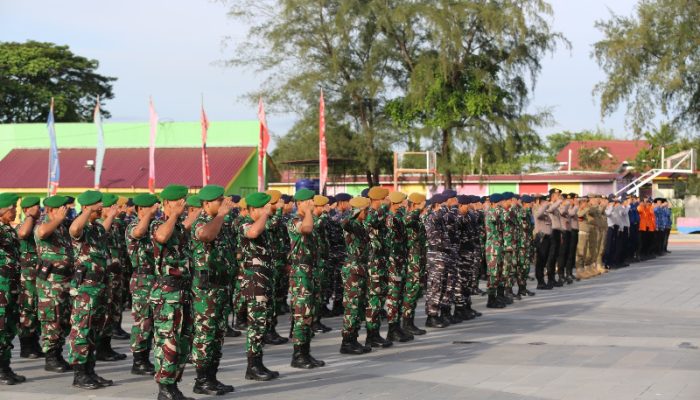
[192,270,229,289]
[157,275,188,290]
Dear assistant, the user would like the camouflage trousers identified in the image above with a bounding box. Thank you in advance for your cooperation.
[267,259,285,330]
[102,264,124,336]
[469,248,482,290]
[240,266,272,357]
[576,230,591,269]
[37,275,72,353]
[424,250,446,316]
[502,250,514,288]
[0,276,19,362]
[275,263,289,315]
[365,259,384,330]
[67,284,106,365]
[401,253,423,320]
[129,273,155,354]
[325,254,344,305]
[151,286,192,385]
[18,264,40,338]
[484,246,503,296]
[442,253,459,308]
[516,243,533,287]
[313,260,328,317]
[385,255,406,324]
[191,286,227,367]
[341,263,367,337]
[289,263,314,345]
[455,253,472,307]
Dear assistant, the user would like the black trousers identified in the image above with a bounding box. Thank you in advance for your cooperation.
[628,223,639,260]
[534,232,551,285]
[614,226,628,265]
[546,229,561,281]
[557,230,571,278]
[664,228,671,251]
[639,230,653,257]
[566,229,578,275]
[603,226,618,266]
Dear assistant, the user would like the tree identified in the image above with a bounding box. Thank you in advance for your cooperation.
[546,129,614,160]
[593,0,700,132]
[578,146,616,171]
[226,0,401,186]
[0,41,116,123]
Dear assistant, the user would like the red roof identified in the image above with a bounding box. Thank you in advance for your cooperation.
[0,147,255,190]
[556,140,649,171]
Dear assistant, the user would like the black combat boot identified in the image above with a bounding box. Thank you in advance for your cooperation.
[290,345,314,369]
[455,306,473,321]
[19,336,42,359]
[193,367,226,395]
[31,333,45,358]
[321,304,335,318]
[467,303,482,317]
[131,351,156,375]
[387,322,412,342]
[211,359,237,391]
[496,287,510,305]
[424,314,448,328]
[234,309,248,330]
[365,328,393,348]
[331,300,344,317]
[509,287,521,301]
[340,333,366,355]
[87,358,113,387]
[245,355,276,380]
[225,325,241,337]
[44,348,72,372]
[263,324,289,345]
[312,317,332,333]
[304,343,325,367]
[112,316,130,340]
[402,316,427,335]
[487,294,506,309]
[96,337,127,361]
[72,364,100,390]
[0,359,25,385]
[448,307,464,324]
[157,382,194,400]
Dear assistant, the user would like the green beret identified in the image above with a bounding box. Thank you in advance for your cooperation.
[43,195,69,208]
[246,192,271,208]
[78,190,103,206]
[20,196,40,209]
[198,185,225,202]
[294,188,315,202]
[186,195,202,208]
[160,184,188,201]
[0,193,19,208]
[133,194,159,208]
[102,193,118,207]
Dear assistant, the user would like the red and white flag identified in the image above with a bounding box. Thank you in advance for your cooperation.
[148,97,158,194]
[319,90,328,194]
[257,97,270,192]
[200,102,211,186]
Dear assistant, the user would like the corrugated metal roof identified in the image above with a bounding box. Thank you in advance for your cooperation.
[0,147,255,190]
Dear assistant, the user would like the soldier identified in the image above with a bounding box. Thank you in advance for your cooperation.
[261,189,288,345]
[401,193,428,335]
[150,184,193,400]
[311,195,332,333]
[288,188,326,368]
[339,196,372,355]
[35,195,74,373]
[326,195,348,316]
[425,194,453,322]
[276,194,294,316]
[0,192,26,385]
[557,194,572,284]
[454,195,476,317]
[95,193,127,362]
[111,197,131,340]
[223,194,243,338]
[364,186,394,345]
[565,194,579,282]
[585,195,602,277]
[627,195,641,262]
[500,193,518,303]
[16,196,45,359]
[484,193,506,308]
[516,195,536,296]
[533,195,552,289]
[385,191,413,343]
[190,185,237,393]
[67,190,114,389]
[545,188,563,288]
[126,194,159,376]
[440,190,460,322]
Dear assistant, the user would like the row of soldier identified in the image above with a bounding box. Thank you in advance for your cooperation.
[0,185,670,400]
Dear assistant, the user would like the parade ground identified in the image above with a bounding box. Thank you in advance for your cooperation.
[4,235,700,400]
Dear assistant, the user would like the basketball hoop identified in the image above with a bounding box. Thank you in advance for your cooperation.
[393,151,438,190]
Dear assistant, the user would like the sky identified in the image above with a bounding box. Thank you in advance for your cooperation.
[0,0,641,147]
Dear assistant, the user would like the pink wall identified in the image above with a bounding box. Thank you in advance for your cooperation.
[581,182,614,196]
[455,183,488,195]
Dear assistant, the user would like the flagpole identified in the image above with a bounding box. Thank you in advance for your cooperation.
[46,98,53,197]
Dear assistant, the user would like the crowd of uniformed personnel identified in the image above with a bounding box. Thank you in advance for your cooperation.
[0,185,673,400]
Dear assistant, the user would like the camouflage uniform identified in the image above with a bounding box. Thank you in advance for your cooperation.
[385,208,408,324]
[441,206,460,308]
[238,215,272,357]
[516,206,534,288]
[484,205,503,296]
[190,212,231,367]
[313,214,330,317]
[221,209,240,329]
[150,217,192,385]
[364,207,386,330]
[275,212,291,314]
[455,210,474,309]
[340,217,369,338]
[287,215,317,345]
[424,207,448,317]
[35,214,73,354]
[326,210,346,308]
[0,221,21,362]
[502,205,518,290]
[67,220,109,366]
[96,215,124,339]
[126,217,156,354]
[17,229,39,339]
[401,209,424,320]
[266,209,287,332]
[467,209,483,292]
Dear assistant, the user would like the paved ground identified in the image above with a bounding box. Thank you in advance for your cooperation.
[6,235,700,400]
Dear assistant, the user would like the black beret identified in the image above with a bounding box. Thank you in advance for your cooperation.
[65,196,75,205]
[230,195,242,203]
[457,195,469,205]
[327,195,337,205]
[442,189,457,198]
[360,188,370,198]
[335,193,352,202]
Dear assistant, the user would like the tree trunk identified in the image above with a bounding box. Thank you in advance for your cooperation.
[441,128,453,189]
[365,170,375,187]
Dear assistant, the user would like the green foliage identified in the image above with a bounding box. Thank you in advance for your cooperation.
[546,129,614,160]
[578,146,616,171]
[593,0,700,132]
[0,41,116,123]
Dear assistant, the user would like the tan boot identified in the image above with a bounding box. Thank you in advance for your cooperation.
[586,264,599,277]
[596,263,608,274]
[577,266,590,279]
